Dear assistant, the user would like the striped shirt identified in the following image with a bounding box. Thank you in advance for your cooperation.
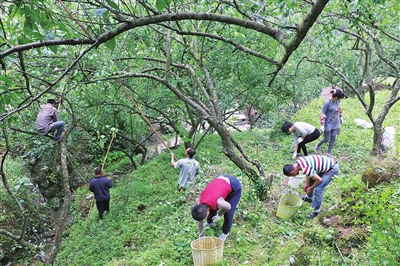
[297,155,336,177]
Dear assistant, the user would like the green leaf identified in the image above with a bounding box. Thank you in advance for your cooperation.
[3,93,11,104]
[156,0,168,12]
[105,0,120,10]
[0,75,12,85]
[23,22,44,39]
[23,19,33,33]
[105,37,116,51]
[29,31,44,39]
[17,36,30,45]
[49,45,58,54]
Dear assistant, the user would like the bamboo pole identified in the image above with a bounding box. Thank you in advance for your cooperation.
[101,133,116,171]
[82,131,116,235]
[57,0,93,38]
[117,80,177,160]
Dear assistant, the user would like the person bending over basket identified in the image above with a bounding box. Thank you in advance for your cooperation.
[283,155,339,219]
[191,174,242,242]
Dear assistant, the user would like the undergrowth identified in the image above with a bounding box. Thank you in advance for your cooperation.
[2,91,399,265]
[55,91,399,265]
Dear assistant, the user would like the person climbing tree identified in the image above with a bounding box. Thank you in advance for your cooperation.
[170,147,200,192]
[35,98,65,142]
[191,174,242,242]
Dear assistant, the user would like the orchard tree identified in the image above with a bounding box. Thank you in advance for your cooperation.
[300,0,400,155]
[0,0,330,199]
[0,0,331,261]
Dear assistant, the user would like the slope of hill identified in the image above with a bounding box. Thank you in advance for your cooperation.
[52,90,400,265]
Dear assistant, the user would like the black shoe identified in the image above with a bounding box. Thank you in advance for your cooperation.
[301,195,312,203]
[307,212,319,219]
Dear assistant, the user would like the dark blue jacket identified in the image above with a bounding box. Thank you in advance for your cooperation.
[89,176,113,202]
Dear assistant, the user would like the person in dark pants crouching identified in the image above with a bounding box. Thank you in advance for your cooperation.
[282,121,320,159]
[191,174,242,242]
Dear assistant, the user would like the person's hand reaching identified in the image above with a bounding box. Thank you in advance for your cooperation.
[212,214,221,223]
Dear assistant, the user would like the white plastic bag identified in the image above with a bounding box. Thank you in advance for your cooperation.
[381,127,396,153]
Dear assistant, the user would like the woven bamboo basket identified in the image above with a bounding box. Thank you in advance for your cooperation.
[190,236,224,266]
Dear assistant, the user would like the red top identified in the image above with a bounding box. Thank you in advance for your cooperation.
[199,178,232,210]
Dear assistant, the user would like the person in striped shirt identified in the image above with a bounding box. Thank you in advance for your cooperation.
[283,155,339,219]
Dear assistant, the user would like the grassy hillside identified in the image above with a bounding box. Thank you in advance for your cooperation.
[55,91,400,265]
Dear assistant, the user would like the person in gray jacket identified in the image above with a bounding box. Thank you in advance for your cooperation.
[36,98,65,142]
[282,121,320,159]
[170,147,200,192]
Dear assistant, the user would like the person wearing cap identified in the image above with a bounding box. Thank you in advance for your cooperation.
[36,98,65,142]
[314,89,346,156]
[282,121,320,159]
[170,147,200,192]
[283,155,339,219]
[191,174,242,242]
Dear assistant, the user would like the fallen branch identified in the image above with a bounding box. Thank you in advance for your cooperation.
[334,242,347,266]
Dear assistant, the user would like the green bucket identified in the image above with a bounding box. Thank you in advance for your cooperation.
[276,194,302,220]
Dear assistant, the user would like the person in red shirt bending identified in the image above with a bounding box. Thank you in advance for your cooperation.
[191,174,242,242]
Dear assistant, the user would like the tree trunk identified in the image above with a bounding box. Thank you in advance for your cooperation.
[211,121,269,200]
[47,141,71,264]
[371,123,383,156]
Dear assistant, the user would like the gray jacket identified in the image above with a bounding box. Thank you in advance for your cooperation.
[293,122,316,145]
[36,103,60,135]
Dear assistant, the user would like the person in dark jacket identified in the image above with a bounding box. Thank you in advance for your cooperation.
[36,98,65,142]
[89,167,113,221]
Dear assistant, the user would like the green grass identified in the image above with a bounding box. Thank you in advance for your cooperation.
[8,91,400,265]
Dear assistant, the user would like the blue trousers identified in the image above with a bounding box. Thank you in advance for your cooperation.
[207,174,242,234]
[306,163,339,212]
[316,128,340,154]
[50,121,65,140]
